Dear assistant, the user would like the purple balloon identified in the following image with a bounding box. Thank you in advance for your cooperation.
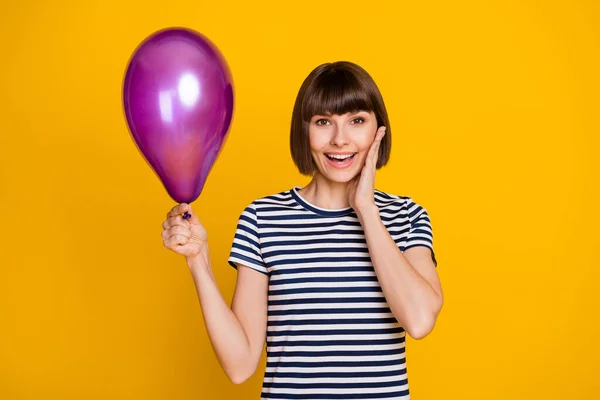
[123,27,234,209]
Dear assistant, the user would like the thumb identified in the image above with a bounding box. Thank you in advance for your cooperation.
[183,203,201,224]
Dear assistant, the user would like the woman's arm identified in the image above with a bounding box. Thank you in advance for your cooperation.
[348,127,443,340]
[357,206,443,340]
[188,252,268,383]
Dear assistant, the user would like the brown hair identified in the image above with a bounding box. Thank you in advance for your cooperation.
[290,61,392,176]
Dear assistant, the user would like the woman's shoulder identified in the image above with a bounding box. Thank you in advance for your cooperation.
[249,188,294,205]
[374,189,432,220]
[236,188,296,212]
[374,189,412,207]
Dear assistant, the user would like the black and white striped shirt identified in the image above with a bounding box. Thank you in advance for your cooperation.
[228,186,437,399]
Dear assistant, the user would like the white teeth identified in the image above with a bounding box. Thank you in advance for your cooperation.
[327,154,354,160]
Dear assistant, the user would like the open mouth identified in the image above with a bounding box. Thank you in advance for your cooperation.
[324,153,357,167]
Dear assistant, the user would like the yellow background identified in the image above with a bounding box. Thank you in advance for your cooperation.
[1,0,598,398]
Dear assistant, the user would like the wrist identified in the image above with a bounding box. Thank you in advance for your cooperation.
[186,249,211,273]
[356,203,379,222]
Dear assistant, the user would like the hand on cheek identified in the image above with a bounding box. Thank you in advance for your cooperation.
[348,126,386,212]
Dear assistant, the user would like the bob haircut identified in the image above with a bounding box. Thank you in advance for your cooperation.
[290,61,392,176]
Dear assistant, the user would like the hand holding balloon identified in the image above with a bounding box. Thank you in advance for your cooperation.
[162,203,208,259]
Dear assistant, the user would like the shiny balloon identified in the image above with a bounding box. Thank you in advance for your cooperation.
[123,27,234,219]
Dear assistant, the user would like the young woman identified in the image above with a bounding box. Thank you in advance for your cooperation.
[161,61,443,399]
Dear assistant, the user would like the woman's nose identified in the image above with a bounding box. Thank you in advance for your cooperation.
[330,125,349,146]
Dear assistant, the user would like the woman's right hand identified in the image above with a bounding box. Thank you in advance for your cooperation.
[162,203,208,260]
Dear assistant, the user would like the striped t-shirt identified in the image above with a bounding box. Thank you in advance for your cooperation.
[228,186,437,400]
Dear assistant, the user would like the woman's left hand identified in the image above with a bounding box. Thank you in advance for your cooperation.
[348,126,386,214]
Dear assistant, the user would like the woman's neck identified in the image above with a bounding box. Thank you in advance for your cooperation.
[298,173,352,210]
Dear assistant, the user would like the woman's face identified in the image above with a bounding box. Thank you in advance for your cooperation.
[308,110,378,183]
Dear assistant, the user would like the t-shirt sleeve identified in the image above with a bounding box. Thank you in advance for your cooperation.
[228,203,269,275]
[404,198,438,267]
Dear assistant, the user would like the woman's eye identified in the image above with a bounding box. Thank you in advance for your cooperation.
[316,119,330,126]
[351,118,365,124]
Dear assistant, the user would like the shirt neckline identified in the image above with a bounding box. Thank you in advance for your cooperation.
[290,186,355,217]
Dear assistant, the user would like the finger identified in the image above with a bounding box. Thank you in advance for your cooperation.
[162,224,190,240]
[364,154,375,172]
[372,141,382,163]
[375,126,386,142]
[367,139,378,159]
[163,234,190,248]
[365,143,381,173]
[367,137,380,163]
[162,215,191,230]
[168,203,201,225]
[166,225,191,240]
[167,203,190,219]
[184,203,202,225]
[373,128,385,154]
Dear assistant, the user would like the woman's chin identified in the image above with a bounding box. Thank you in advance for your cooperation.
[318,169,360,184]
